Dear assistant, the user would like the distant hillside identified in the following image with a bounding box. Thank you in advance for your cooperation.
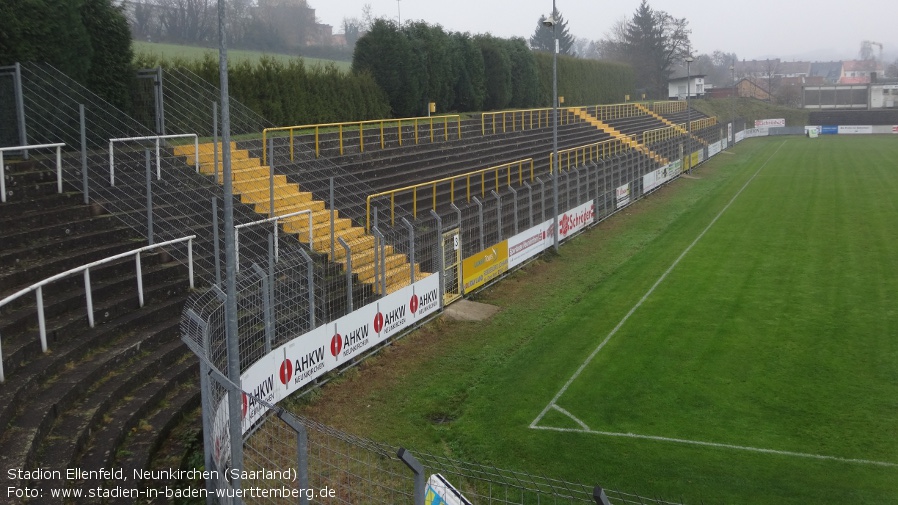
[691,98,809,127]
[132,40,351,72]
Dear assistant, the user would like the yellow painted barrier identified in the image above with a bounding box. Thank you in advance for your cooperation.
[262,115,462,163]
[690,117,718,131]
[365,159,534,231]
[549,138,631,174]
[642,125,686,145]
[651,101,687,114]
[481,108,583,135]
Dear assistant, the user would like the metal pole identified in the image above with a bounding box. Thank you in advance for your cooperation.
[508,185,519,235]
[268,137,275,218]
[156,66,166,136]
[472,196,484,250]
[402,218,415,284]
[523,181,533,228]
[298,247,316,328]
[430,210,444,308]
[397,448,425,505]
[329,177,336,259]
[213,198,222,287]
[252,262,273,355]
[14,63,27,159]
[79,105,89,204]
[217,0,244,488]
[338,237,353,312]
[551,0,559,253]
[491,190,502,241]
[213,101,219,185]
[146,149,153,245]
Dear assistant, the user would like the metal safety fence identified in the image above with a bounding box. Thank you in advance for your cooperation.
[180,123,749,504]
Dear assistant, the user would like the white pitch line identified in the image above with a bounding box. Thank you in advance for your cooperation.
[531,425,898,468]
[551,404,591,431]
[531,141,788,429]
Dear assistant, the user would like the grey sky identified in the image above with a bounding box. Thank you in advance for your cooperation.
[310,0,896,62]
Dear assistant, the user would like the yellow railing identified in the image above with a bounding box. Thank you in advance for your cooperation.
[550,138,631,174]
[690,117,718,131]
[642,125,686,145]
[366,159,534,231]
[262,115,462,163]
[583,103,644,122]
[481,108,581,135]
[651,101,687,114]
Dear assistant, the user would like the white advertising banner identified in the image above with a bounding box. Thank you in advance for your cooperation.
[211,274,441,470]
[558,200,595,241]
[735,130,746,143]
[508,219,553,269]
[755,118,785,128]
[643,160,682,194]
[708,141,722,157]
[838,125,873,134]
[744,128,768,138]
[616,184,631,209]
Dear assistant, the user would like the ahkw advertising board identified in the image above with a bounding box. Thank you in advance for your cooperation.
[211,274,441,470]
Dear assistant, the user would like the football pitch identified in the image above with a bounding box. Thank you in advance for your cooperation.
[297,136,898,504]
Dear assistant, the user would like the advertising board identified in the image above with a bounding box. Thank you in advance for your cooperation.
[462,241,508,293]
[615,184,631,208]
[755,118,785,128]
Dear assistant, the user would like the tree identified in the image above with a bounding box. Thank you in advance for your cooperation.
[448,32,485,112]
[606,0,691,98]
[352,19,424,117]
[529,8,575,55]
[81,0,134,109]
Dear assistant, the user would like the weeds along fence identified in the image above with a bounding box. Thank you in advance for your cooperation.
[181,123,748,504]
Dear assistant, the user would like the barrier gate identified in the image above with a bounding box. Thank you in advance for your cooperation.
[442,228,462,305]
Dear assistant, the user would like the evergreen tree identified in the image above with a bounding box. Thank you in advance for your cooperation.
[353,19,425,117]
[81,0,134,110]
[529,8,575,55]
[622,0,690,99]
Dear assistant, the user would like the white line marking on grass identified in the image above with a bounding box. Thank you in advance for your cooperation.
[531,141,789,430]
[530,425,898,468]
[551,405,591,430]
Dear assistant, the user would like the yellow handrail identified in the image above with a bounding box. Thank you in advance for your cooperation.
[365,158,535,231]
[549,138,631,174]
[642,125,686,145]
[651,101,687,114]
[690,117,718,131]
[261,115,462,163]
[481,107,583,135]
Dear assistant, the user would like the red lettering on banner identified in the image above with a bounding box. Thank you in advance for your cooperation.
[331,334,343,357]
[279,359,293,384]
[410,294,419,314]
[374,312,384,333]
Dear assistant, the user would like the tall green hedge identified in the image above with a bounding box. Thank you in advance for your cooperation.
[534,52,635,107]
[134,54,391,126]
[353,20,634,115]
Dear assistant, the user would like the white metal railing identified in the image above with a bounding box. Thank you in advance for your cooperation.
[108,134,198,186]
[235,210,314,272]
[0,143,66,203]
[0,235,196,383]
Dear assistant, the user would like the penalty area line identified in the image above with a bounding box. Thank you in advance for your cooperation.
[530,141,789,429]
[530,425,898,468]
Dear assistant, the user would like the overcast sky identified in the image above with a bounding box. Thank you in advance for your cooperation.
[310,0,896,62]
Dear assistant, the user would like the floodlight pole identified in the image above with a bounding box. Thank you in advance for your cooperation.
[551,0,559,252]
[217,0,244,490]
[685,55,694,173]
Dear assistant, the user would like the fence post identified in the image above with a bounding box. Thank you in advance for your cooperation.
[213,101,219,185]
[268,137,275,218]
[251,263,274,355]
[472,196,484,250]
[298,247,316,329]
[536,177,546,223]
[338,237,353,312]
[490,190,502,241]
[372,227,386,295]
[507,185,519,235]
[184,309,216,505]
[213,198,222,287]
[329,177,336,260]
[401,217,415,284]
[80,104,89,204]
[522,181,533,228]
[430,210,444,309]
[397,448,425,505]
[276,412,310,505]
[14,63,27,159]
[145,149,154,245]
[593,486,612,505]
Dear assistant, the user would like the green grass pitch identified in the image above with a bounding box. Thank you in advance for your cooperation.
[296,136,898,504]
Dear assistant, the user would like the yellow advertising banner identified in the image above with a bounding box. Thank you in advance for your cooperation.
[462,241,509,293]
